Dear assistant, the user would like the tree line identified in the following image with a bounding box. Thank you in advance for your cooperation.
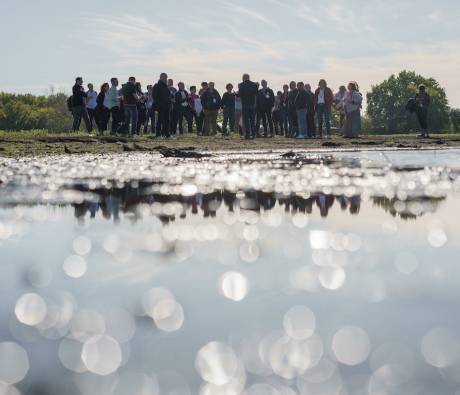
[0,71,459,133]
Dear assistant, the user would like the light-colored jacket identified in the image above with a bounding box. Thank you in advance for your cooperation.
[343,91,363,113]
[106,85,120,109]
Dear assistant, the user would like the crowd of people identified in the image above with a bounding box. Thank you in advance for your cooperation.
[70,73,366,139]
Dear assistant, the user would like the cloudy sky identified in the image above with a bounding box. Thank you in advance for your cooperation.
[2,0,460,106]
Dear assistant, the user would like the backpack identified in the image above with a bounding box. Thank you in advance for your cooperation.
[405,98,416,113]
[67,96,73,112]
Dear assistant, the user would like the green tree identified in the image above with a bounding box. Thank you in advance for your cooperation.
[366,70,450,133]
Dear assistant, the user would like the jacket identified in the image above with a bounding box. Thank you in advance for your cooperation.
[152,80,171,111]
[288,89,298,112]
[122,82,137,106]
[256,88,275,111]
[175,90,191,110]
[314,87,334,110]
[294,90,309,110]
[72,84,87,106]
[201,89,222,111]
[238,80,258,107]
[222,92,236,109]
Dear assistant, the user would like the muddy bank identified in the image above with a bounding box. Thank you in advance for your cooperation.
[0,133,459,157]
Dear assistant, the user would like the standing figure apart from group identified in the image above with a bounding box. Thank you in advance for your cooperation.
[69,73,368,139]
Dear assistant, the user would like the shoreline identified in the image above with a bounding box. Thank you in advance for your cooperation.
[1,133,460,157]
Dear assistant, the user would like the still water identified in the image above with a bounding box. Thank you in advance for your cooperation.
[0,149,460,395]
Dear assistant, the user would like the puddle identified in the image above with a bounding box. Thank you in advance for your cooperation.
[0,150,460,395]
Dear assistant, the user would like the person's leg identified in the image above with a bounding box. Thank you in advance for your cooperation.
[255,111,262,135]
[162,108,171,138]
[296,110,304,138]
[229,109,235,133]
[267,110,274,136]
[249,107,256,138]
[202,110,209,135]
[177,108,184,134]
[211,111,218,134]
[185,108,193,133]
[222,107,229,134]
[81,107,92,132]
[325,108,331,136]
[242,107,250,138]
[262,111,268,137]
[317,104,325,137]
[72,106,81,131]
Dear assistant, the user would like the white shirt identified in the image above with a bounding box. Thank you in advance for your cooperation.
[317,88,325,104]
[86,90,97,109]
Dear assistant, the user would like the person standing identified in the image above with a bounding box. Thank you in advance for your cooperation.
[287,81,298,137]
[96,82,110,134]
[190,86,203,134]
[201,82,221,136]
[342,81,363,138]
[153,73,172,138]
[314,79,333,138]
[256,80,275,137]
[221,84,236,135]
[168,79,178,134]
[175,82,193,134]
[106,78,121,135]
[333,85,347,130]
[135,82,147,135]
[415,84,431,137]
[272,91,282,134]
[294,82,308,139]
[145,85,155,134]
[121,77,139,136]
[238,74,259,139]
[305,84,316,138]
[280,84,289,136]
[86,83,98,130]
[234,93,245,137]
[72,77,92,132]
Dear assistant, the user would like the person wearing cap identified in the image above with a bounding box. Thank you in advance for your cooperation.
[415,84,431,137]
[72,77,92,132]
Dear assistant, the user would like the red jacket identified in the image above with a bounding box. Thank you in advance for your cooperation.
[314,87,333,110]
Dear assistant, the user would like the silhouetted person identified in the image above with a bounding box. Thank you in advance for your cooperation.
[256,80,275,137]
[153,73,171,138]
[72,77,92,132]
[415,84,431,137]
[238,74,259,139]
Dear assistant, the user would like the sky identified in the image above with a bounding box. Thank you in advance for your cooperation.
[2,0,460,107]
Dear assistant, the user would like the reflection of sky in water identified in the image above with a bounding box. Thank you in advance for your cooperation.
[1,150,460,395]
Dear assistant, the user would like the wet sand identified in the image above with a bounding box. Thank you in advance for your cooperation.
[1,133,460,157]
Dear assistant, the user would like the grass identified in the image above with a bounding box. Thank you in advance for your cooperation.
[0,130,460,157]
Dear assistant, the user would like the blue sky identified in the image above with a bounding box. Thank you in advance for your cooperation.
[2,0,460,106]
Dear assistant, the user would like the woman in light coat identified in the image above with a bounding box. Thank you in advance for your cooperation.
[342,81,363,138]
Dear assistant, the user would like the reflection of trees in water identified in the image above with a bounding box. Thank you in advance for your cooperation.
[372,196,445,220]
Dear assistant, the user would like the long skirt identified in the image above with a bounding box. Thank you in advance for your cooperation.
[343,110,361,138]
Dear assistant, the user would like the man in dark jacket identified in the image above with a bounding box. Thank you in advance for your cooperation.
[153,73,172,138]
[238,74,258,139]
[294,82,309,139]
[121,76,139,136]
[175,82,193,134]
[201,82,221,135]
[256,80,275,137]
[287,81,298,138]
[415,84,431,137]
[221,83,235,135]
[72,77,92,132]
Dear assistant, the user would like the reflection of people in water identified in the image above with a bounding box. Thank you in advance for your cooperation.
[70,182,442,224]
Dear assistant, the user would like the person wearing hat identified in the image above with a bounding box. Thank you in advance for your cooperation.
[415,84,431,137]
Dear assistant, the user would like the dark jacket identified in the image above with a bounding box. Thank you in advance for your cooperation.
[96,91,106,110]
[152,80,171,111]
[415,92,430,108]
[222,92,236,109]
[314,87,334,110]
[256,88,275,112]
[294,90,309,110]
[288,89,298,112]
[201,89,222,111]
[72,84,87,106]
[122,82,137,106]
[238,80,258,107]
[281,92,289,111]
[175,90,191,110]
